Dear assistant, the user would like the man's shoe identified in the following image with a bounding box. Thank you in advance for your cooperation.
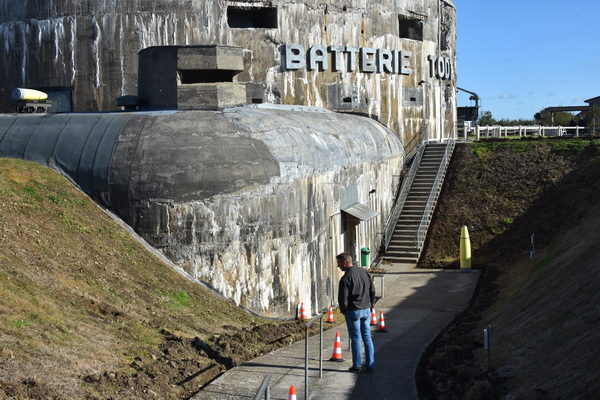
[348,366,361,373]
[365,368,374,374]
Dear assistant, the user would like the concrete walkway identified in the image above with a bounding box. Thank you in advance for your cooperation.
[193,263,479,400]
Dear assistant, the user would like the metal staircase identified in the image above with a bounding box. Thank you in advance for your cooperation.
[383,140,455,263]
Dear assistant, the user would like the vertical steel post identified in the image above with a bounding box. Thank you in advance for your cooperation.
[319,315,323,378]
[304,325,308,400]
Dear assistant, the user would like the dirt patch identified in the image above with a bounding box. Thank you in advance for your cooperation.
[417,139,600,399]
[77,322,316,400]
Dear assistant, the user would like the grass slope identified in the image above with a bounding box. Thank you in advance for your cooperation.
[0,159,309,399]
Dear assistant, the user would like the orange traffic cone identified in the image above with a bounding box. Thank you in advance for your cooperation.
[325,305,335,323]
[298,302,309,320]
[377,310,388,332]
[288,385,297,400]
[370,308,378,326]
[328,331,344,361]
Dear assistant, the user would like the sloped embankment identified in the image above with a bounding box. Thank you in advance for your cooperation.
[417,139,600,399]
[0,159,319,399]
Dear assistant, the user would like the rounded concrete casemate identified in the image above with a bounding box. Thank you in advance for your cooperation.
[0,106,403,316]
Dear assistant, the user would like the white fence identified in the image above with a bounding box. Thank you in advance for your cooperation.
[469,125,590,140]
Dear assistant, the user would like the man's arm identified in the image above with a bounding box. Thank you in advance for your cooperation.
[369,274,376,307]
[338,278,348,313]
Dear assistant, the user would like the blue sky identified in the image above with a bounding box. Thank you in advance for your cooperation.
[454,0,600,120]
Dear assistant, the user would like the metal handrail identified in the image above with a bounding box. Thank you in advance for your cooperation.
[383,142,426,250]
[253,307,331,400]
[254,374,272,400]
[415,139,455,252]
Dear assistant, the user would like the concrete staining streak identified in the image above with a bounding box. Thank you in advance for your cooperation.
[92,17,101,88]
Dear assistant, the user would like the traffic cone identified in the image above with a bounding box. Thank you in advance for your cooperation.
[325,305,335,323]
[298,302,309,320]
[370,308,378,326]
[377,310,388,332]
[328,331,344,361]
[288,385,297,400]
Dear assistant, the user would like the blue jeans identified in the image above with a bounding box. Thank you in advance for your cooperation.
[344,308,375,370]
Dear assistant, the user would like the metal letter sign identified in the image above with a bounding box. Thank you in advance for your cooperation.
[427,55,452,80]
[285,43,305,70]
[308,44,328,71]
[282,43,418,76]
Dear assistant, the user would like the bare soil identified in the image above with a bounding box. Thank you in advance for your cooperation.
[416,138,600,399]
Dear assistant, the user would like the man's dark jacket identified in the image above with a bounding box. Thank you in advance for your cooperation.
[338,266,375,313]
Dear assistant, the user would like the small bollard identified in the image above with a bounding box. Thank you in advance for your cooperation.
[483,325,491,371]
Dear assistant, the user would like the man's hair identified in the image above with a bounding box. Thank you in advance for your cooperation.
[336,252,353,264]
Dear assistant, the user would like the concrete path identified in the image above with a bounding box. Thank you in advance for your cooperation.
[192,263,479,400]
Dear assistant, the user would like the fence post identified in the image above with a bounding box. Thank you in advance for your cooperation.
[476,125,480,141]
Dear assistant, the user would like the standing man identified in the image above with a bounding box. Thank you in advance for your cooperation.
[336,252,375,373]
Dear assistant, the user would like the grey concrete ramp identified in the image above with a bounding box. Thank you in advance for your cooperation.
[193,264,479,399]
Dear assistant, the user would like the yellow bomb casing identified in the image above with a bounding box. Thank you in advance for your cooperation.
[459,225,472,269]
[11,88,48,101]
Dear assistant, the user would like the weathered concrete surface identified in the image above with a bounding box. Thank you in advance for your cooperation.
[0,0,457,143]
[192,263,479,400]
[0,107,403,317]
[109,107,404,317]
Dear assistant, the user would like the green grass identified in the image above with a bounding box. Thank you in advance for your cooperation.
[470,138,600,158]
[167,290,192,308]
[12,319,31,329]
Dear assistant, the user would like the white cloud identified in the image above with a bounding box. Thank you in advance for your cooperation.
[499,93,516,99]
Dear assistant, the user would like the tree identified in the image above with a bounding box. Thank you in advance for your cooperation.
[534,110,575,126]
[478,111,496,126]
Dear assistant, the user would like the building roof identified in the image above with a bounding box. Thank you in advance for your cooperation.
[584,96,600,104]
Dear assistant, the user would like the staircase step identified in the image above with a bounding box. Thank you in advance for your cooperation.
[402,206,426,212]
[389,238,415,248]
[385,250,419,258]
[384,256,419,263]
[389,243,416,249]
[393,229,418,236]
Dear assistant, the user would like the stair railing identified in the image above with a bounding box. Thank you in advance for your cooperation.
[383,135,427,251]
[414,139,456,254]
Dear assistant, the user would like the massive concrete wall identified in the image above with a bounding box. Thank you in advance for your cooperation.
[0,107,403,317]
[0,0,456,144]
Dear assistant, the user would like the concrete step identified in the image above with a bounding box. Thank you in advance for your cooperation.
[413,177,435,181]
[387,241,418,248]
[393,229,418,235]
[383,256,417,263]
[388,239,417,246]
[414,174,436,179]
[385,250,419,258]
[402,206,426,212]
